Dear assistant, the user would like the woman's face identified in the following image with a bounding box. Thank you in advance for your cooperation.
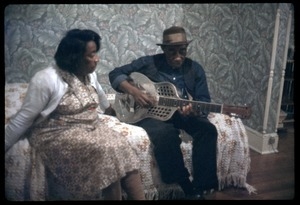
[79,41,100,75]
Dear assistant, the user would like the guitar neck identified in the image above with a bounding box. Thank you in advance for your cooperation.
[114,72,251,122]
[158,97,223,114]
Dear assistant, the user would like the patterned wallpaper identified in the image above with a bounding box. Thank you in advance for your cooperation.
[4,4,294,133]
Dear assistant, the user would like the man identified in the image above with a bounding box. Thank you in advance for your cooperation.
[109,26,218,200]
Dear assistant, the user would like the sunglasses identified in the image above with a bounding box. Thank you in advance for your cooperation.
[163,46,187,56]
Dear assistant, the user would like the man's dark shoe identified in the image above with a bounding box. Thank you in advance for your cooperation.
[203,188,215,195]
[185,193,205,200]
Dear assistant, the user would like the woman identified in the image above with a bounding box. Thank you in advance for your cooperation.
[5,29,145,200]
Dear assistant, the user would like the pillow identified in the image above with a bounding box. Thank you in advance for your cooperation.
[5,83,28,125]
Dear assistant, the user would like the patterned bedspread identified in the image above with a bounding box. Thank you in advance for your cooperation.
[5,83,256,200]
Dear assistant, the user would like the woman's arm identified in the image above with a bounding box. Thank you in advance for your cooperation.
[90,72,110,112]
[5,72,52,152]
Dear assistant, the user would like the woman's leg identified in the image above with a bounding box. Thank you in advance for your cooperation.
[102,180,122,200]
[121,170,145,200]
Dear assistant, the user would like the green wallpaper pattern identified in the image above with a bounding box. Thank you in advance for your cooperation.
[4,4,294,133]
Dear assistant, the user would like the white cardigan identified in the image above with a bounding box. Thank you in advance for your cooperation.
[5,65,110,152]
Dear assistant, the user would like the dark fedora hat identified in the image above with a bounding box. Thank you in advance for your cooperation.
[156,26,192,46]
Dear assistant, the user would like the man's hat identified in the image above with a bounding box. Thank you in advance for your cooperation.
[156,26,192,46]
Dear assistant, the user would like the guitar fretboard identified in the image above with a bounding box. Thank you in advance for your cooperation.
[158,97,223,114]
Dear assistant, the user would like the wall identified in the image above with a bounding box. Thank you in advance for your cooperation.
[4,4,294,153]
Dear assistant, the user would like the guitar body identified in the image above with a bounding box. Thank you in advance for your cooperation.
[113,72,251,123]
[114,72,180,123]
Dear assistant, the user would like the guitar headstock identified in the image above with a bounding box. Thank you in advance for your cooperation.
[222,104,252,119]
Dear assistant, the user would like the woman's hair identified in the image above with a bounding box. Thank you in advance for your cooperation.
[54,29,101,72]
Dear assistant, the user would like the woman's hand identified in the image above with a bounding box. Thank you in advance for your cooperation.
[104,104,116,116]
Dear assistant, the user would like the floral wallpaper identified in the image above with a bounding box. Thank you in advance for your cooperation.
[4,4,294,133]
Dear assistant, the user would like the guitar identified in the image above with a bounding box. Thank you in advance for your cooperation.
[113,72,251,123]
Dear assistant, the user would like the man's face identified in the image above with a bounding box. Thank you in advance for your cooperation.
[162,44,187,68]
